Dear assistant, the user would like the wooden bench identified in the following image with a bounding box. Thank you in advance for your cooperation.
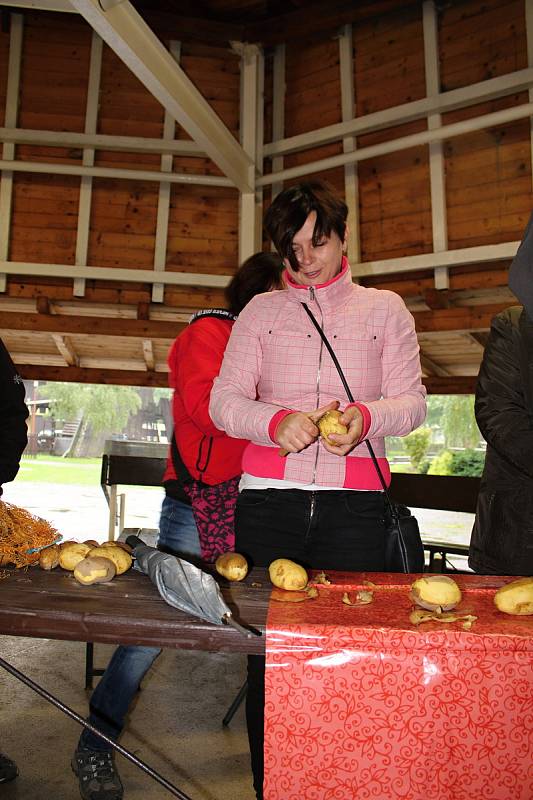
[389,473,480,573]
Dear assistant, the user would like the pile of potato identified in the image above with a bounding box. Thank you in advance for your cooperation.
[39,539,132,585]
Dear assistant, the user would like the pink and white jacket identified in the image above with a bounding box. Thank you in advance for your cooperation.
[209,258,426,490]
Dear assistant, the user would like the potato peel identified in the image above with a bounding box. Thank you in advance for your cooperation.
[315,571,331,585]
[342,590,374,606]
[409,608,477,628]
[271,586,318,603]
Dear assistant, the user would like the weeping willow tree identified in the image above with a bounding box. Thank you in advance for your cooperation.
[428,395,481,449]
[39,383,142,436]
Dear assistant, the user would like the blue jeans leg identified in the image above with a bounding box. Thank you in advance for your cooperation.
[79,645,161,752]
[77,496,200,752]
[157,495,201,559]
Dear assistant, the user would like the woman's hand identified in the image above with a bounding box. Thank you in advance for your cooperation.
[276,401,339,454]
[320,406,364,456]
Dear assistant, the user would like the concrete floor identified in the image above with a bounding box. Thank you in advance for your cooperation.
[0,636,255,800]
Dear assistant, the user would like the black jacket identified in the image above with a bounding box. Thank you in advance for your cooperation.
[469,307,533,574]
[0,339,28,491]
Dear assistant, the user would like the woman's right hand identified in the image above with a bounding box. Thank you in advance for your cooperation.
[276,401,339,454]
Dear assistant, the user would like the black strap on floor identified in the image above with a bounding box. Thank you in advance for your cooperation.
[0,654,193,800]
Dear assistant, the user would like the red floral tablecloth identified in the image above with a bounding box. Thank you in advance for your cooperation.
[264,573,533,800]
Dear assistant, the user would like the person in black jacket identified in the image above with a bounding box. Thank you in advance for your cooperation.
[469,206,533,576]
[0,338,28,783]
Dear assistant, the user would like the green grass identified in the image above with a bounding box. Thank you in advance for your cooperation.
[17,455,102,485]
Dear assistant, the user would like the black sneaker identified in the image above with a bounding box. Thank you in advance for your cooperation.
[0,752,18,783]
[71,749,124,800]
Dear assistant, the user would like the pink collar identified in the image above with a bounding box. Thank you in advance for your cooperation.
[284,256,349,290]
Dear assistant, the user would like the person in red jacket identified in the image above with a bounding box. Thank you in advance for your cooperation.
[71,252,284,800]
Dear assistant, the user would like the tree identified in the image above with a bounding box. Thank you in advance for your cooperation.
[439,395,480,449]
[403,427,432,472]
[39,382,141,435]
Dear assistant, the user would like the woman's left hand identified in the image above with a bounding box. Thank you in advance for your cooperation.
[320,406,364,456]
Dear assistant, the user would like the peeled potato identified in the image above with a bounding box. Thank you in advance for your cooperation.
[494,577,533,615]
[88,545,132,575]
[410,575,462,611]
[269,558,308,591]
[215,552,249,581]
[317,410,348,442]
[73,556,116,585]
[39,543,60,570]
[59,542,91,571]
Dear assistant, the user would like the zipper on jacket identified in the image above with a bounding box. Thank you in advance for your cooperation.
[309,286,324,484]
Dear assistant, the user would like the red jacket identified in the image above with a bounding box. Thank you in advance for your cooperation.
[163,314,247,486]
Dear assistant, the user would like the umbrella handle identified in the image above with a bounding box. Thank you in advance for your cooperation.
[126,534,145,549]
[222,613,262,639]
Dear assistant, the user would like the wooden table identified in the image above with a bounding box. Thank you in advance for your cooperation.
[0,564,268,654]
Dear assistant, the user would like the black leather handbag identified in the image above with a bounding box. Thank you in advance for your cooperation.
[301,302,425,574]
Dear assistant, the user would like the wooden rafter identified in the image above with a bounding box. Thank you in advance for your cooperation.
[420,352,450,378]
[52,334,79,367]
[142,339,155,371]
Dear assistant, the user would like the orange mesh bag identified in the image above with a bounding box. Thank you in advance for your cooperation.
[0,500,61,568]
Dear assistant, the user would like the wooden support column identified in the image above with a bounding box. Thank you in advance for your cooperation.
[423,0,449,292]
[152,40,180,304]
[271,43,286,204]
[74,30,103,298]
[338,24,360,268]
[237,42,261,264]
[526,0,533,190]
[0,13,23,293]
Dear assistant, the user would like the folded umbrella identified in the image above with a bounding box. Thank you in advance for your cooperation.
[126,536,260,639]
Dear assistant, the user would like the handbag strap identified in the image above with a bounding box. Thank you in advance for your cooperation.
[301,301,397,513]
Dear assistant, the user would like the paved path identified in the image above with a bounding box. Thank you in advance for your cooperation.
[2,480,164,544]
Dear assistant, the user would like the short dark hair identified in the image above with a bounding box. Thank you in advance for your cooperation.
[224,251,284,316]
[264,179,348,271]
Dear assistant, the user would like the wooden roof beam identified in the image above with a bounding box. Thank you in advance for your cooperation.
[413,303,511,334]
[0,310,185,339]
[17,364,168,387]
[244,0,415,47]
[69,0,254,192]
[423,376,477,395]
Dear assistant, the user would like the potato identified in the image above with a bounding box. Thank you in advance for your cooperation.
[494,577,533,615]
[317,410,348,442]
[83,539,99,548]
[59,542,91,571]
[73,556,116,585]
[39,543,60,570]
[87,545,132,575]
[268,558,308,591]
[410,575,462,611]
[215,552,249,581]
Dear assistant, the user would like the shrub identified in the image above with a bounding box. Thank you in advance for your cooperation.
[403,427,432,472]
[428,450,454,475]
[450,449,485,477]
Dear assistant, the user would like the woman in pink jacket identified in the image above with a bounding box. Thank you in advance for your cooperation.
[210,179,426,799]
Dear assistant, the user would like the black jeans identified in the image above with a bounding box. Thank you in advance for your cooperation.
[235,488,387,799]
